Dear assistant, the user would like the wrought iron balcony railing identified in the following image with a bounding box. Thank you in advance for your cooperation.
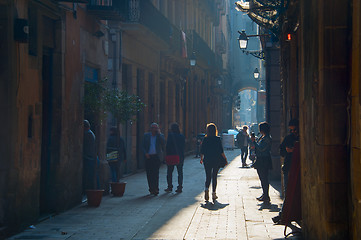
[56,0,88,3]
[125,1,174,45]
[215,30,226,54]
[87,0,185,57]
[122,0,182,55]
[188,30,216,68]
[87,0,126,20]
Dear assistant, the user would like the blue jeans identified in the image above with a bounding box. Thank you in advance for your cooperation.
[108,161,120,182]
[83,161,96,192]
[241,146,248,164]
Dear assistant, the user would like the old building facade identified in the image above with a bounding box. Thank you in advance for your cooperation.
[237,0,361,239]
[0,0,231,236]
[280,0,358,239]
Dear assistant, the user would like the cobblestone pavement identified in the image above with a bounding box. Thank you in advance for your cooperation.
[9,150,302,240]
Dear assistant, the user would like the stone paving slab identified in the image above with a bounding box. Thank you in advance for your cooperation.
[9,150,302,240]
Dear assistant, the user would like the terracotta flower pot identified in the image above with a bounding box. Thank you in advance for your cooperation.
[86,189,104,207]
[110,182,127,197]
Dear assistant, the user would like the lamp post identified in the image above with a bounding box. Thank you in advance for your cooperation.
[238,30,248,49]
[190,52,196,66]
[253,68,266,122]
[253,68,260,79]
[253,67,265,91]
[237,30,270,60]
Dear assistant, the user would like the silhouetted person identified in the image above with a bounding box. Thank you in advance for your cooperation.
[280,119,299,191]
[236,125,250,167]
[272,119,299,224]
[83,120,96,192]
[252,122,272,204]
[200,123,228,202]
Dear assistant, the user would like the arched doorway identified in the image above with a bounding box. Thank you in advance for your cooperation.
[233,88,260,132]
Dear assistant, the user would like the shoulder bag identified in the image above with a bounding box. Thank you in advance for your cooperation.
[106,151,118,163]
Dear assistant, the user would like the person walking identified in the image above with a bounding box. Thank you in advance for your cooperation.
[236,125,250,167]
[83,120,97,192]
[200,123,228,202]
[252,122,272,203]
[106,127,126,183]
[142,123,165,196]
[164,123,185,193]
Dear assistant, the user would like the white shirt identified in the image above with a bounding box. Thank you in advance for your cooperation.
[148,135,157,154]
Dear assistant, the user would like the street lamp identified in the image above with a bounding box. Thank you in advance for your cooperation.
[238,30,248,49]
[253,67,265,92]
[258,86,266,92]
[253,68,260,79]
[190,52,196,66]
[237,30,270,60]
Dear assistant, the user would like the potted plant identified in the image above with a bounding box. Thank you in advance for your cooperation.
[110,182,127,197]
[83,81,107,206]
[84,79,145,198]
[103,88,145,197]
[86,189,105,207]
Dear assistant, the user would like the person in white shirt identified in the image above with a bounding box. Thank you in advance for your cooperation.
[142,123,165,195]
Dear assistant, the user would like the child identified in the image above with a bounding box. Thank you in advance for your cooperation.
[249,132,256,165]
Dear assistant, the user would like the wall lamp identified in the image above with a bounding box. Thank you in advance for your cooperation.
[190,51,197,66]
[253,68,260,79]
[237,30,270,60]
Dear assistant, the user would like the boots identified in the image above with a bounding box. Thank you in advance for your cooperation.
[204,189,209,201]
[212,192,218,201]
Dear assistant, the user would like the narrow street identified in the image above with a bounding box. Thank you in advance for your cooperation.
[9,150,300,240]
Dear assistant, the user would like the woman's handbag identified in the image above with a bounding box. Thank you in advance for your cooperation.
[106,151,118,163]
[165,155,180,165]
[219,155,227,168]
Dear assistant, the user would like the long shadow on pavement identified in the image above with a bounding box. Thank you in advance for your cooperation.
[200,200,229,211]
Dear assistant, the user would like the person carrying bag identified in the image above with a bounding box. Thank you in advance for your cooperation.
[106,127,126,183]
[200,123,228,202]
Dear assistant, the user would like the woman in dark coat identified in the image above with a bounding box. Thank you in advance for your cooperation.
[200,123,228,201]
[252,122,272,203]
[164,123,185,193]
[106,127,126,183]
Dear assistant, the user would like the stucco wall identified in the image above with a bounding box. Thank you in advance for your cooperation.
[0,1,109,234]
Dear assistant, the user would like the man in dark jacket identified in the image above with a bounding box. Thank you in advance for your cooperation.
[142,123,165,195]
[236,126,250,167]
[272,119,299,224]
[280,119,299,191]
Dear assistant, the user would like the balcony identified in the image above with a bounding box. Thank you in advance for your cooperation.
[200,0,219,26]
[120,0,182,54]
[215,30,226,54]
[56,0,88,3]
[188,30,216,68]
[87,0,126,21]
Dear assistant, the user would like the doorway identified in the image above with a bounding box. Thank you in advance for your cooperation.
[40,49,53,215]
